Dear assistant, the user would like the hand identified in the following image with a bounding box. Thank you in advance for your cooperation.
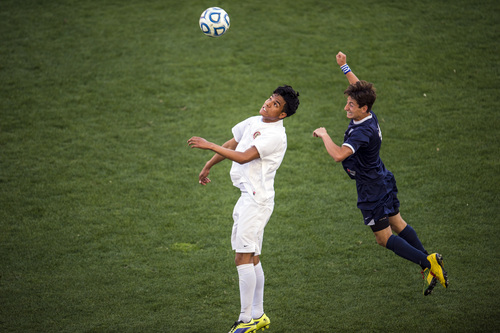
[336,51,346,66]
[313,127,328,138]
[187,136,211,150]
[198,167,211,185]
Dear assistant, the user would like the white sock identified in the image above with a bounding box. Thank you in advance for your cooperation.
[252,262,265,319]
[237,264,256,323]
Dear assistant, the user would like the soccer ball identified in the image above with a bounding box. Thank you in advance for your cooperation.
[199,7,230,37]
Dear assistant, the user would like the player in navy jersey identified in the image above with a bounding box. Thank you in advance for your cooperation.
[313,51,449,295]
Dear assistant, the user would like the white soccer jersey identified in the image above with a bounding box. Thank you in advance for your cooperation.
[230,115,287,205]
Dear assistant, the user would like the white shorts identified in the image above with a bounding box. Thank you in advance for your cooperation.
[231,192,274,255]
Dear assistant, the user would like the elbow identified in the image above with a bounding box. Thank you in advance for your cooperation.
[236,157,252,164]
[329,153,345,163]
[333,157,344,163]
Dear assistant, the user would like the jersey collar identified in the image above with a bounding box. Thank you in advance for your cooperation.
[353,113,373,125]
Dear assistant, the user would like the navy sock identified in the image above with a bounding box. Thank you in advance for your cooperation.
[386,235,430,269]
[398,225,428,255]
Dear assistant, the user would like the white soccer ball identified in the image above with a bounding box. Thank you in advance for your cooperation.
[199,7,230,37]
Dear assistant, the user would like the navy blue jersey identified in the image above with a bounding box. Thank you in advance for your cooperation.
[342,111,395,210]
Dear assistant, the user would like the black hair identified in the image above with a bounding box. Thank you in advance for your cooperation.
[273,85,300,117]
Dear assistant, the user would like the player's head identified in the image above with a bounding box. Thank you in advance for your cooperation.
[274,85,300,117]
[344,80,376,111]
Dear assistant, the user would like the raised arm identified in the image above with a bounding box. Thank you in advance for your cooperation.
[336,51,359,85]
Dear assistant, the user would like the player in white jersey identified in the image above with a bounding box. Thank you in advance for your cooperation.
[188,85,299,333]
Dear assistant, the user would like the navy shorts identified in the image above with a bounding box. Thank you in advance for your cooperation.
[359,174,400,232]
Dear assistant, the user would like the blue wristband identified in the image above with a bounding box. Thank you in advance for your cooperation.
[340,64,351,74]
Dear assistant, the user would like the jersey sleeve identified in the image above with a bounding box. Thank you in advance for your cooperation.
[231,118,250,143]
[343,127,371,154]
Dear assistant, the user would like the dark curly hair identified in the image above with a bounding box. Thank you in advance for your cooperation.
[274,85,300,117]
[344,80,376,111]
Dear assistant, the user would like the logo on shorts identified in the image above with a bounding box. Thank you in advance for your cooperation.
[253,131,261,139]
[347,168,356,177]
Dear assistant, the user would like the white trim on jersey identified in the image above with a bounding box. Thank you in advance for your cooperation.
[342,143,355,154]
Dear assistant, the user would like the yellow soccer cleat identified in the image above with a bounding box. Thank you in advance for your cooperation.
[228,319,257,333]
[422,268,438,296]
[253,313,270,331]
[427,253,449,288]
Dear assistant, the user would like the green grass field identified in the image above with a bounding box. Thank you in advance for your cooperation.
[1,0,499,332]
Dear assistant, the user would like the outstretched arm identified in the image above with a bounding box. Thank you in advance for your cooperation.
[336,51,359,85]
[313,127,353,163]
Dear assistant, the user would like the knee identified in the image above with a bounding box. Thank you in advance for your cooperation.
[376,237,388,248]
[389,214,407,234]
[374,229,391,247]
[234,256,243,266]
[235,253,254,266]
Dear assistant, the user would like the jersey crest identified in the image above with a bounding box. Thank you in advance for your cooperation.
[347,168,356,177]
